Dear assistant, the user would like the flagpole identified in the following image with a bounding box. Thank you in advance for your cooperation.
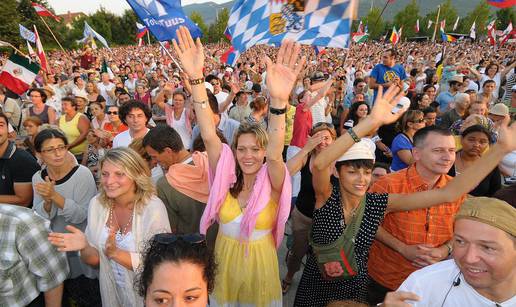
[158,41,183,73]
[146,30,151,45]
[4,42,29,58]
[431,5,441,42]
[373,0,390,27]
[38,15,66,52]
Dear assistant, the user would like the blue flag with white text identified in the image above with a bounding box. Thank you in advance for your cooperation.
[125,0,202,41]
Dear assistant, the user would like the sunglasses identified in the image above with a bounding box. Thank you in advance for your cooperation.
[153,233,206,245]
[107,111,118,115]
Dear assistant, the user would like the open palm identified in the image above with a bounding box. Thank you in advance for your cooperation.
[369,85,406,126]
[264,40,306,103]
[172,26,205,79]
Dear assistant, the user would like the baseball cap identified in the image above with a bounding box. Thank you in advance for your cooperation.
[455,197,516,237]
[448,74,464,84]
[488,103,509,116]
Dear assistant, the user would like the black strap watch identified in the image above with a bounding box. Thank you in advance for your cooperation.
[269,106,287,115]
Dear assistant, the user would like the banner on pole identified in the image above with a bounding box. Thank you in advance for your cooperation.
[126,0,202,41]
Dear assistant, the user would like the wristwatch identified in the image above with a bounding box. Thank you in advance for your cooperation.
[269,106,287,115]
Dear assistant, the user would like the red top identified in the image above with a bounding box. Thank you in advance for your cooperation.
[290,102,312,148]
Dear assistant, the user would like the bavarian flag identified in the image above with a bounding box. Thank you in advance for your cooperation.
[0,53,40,95]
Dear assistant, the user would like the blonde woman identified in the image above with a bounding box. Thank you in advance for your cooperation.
[173,26,304,306]
[48,147,171,307]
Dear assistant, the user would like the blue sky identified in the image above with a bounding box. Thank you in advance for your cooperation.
[47,0,229,15]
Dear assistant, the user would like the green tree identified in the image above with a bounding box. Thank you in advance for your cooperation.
[496,8,516,30]
[0,0,21,47]
[460,1,491,37]
[190,11,209,42]
[208,8,230,43]
[423,0,458,40]
[393,0,420,39]
[119,10,141,45]
[363,7,385,40]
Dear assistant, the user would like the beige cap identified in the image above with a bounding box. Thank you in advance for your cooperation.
[74,92,88,102]
[449,74,464,83]
[455,197,516,237]
[488,103,509,116]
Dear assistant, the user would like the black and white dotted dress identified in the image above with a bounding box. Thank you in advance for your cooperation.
[294,183,388,306]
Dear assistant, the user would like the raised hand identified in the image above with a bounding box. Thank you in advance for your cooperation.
[172,26,205,79]
[48,225,88,252]
[264,40,306,105]
[368,85,406,127]
[496,116,516,153]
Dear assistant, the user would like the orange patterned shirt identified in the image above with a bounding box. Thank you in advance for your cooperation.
[367,165,465,290]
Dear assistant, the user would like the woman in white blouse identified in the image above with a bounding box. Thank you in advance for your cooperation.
[48,147,171,307]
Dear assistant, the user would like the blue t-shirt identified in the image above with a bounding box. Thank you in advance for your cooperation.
[370,63,407,102]
[436,91,456,112]
[390,133,413,172]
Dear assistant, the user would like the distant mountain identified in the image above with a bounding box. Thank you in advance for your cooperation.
[183,0,498,25]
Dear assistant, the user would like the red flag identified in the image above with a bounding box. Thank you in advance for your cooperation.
[415,19,420,33]
[390,26,399,45]
[34,25,49,72]
[31,2,60,22]
[487,19,497,46]
[487,0,516,8]
[499,22,514,46]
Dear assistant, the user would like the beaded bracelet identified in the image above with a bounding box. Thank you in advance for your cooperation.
[347,128,360,143]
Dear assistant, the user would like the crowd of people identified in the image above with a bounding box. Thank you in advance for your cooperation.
[0,25,515,307]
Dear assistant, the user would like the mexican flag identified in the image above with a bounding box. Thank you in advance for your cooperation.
[0,53,40,95]
[352,32,369,43]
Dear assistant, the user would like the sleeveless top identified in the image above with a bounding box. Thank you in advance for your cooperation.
[59,113,87,155]
[29,105,50,124]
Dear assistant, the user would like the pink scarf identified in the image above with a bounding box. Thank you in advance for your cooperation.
[199,144,292,249]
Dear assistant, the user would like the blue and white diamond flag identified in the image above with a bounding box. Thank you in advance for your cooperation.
[224,0,357,65]
[19,24,36,43]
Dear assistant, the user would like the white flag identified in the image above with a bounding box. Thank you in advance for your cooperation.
[453,16,459,31]
[469,21,476,40]
[0,40,11,47]
[27,41,36,57]
[427,20,433,29]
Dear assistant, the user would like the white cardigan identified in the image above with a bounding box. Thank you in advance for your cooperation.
[85,195,171,307]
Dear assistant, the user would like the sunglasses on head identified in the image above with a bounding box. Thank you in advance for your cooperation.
[153,233,206,245]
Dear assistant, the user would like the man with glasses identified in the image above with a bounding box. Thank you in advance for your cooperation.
[436,75,464,113]
[0,113,40,206]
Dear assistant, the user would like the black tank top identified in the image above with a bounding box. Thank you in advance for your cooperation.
[29,105,50,124]
[295,155,338,219]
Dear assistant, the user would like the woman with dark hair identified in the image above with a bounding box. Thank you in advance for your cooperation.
[27,88,57,125]
[173,26,303,306]
[343,101,370,129]
[389,110,425,172]
[469,62,516,99]
[155,88,194,150]
[409,93,431,111]
[282,122,337,293]
[90,101,109,130]
[448,125,501,197]
[32,128,100,306]
[58,96,90,162]
[136,233,216,307]
[422,84,437,105]
[293,86,516,306]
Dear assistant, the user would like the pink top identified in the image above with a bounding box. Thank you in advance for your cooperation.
[199,144,292,249]
[290,102,312,148]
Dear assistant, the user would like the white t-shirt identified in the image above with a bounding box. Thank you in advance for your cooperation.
[310,92,330,126]
[398,259,516,307]
[97,82,115,106]
[112,128,149,148]
[479,73,501,98]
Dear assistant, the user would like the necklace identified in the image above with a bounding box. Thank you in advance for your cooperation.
[109,205,134,241]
